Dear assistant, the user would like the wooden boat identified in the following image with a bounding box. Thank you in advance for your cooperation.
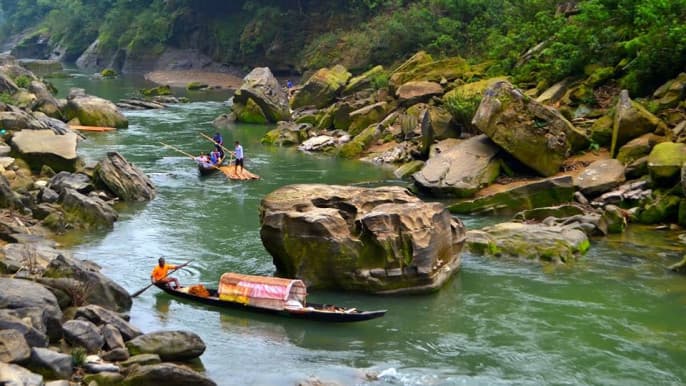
[154,272,386,323]
[196,157,224,176]
[69,125,116,132]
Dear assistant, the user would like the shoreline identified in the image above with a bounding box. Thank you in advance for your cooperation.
[144,70,243,89]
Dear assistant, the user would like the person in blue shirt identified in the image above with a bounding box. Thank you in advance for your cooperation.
[209,150,221,165]
[212,132,224,159]
[233,140,244,175]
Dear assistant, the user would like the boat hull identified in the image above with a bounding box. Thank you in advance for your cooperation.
[154,284,386,323]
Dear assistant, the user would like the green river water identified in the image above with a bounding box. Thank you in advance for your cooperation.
[50,73,686,386]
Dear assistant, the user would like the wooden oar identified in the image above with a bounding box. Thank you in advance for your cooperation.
[160,142,230,177]
[131,259,193,298]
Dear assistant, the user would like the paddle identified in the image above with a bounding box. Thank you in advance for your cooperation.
[131,259,193,298]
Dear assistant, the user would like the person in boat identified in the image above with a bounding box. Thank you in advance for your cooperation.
[209,149,221,165]
[212,132,224,158]
[196,152,209,164]
[232,140,244,175]
[151,257,181,289]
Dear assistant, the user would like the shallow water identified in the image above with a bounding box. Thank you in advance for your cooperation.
[50,74,686,386]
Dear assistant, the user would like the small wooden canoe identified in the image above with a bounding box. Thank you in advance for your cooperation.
[69,125,116,132]
[197,157,224,176]
[154,273,386,323]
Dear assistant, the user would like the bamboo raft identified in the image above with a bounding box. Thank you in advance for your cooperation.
[69,125,116,132]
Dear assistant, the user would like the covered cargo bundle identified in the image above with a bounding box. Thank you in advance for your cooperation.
[218,272,307,310]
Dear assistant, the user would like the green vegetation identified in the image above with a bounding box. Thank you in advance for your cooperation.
[13,75,31,88]
[0,1,683,96]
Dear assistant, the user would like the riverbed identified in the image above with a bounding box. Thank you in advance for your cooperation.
[50,73,686,385]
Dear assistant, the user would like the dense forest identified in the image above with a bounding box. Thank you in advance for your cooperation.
[1,0,684,95]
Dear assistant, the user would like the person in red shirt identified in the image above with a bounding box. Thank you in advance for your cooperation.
[150,257,181,289]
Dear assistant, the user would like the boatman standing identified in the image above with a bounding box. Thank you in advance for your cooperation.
[212,132,224,159]
[233,140,244,175]
[151,257,181,289]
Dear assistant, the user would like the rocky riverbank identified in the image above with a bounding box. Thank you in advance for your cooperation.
[0,56,216,385]
[224,52,685,277]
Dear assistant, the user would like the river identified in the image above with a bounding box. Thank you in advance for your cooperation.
[49,72,686,385]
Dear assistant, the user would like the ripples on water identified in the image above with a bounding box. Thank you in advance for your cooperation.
[54,76,686,386]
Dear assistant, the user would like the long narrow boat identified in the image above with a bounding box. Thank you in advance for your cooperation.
[197,157,223,176]
[154,272,386,323]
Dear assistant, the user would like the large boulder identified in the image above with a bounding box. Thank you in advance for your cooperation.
[616,133,666,165]
[122,363,216,386]
[347,102,391,135]
[95,152,155,201]
[260,184,466,294]
[647,142,686,184]
[413,135,500,197]
[27,347,73,379]
[652,72,686,109]
[291,65,351,109]
[63,88,128,128]
[261,122,310,146]
[465,222,590,263]
[0,310,49,348]
[28,80,62,119]
[0,363,43,386]
[47,171,93,195]
[449,176,575,215]
[610,90,666,156]
[342,65,385,95]
[396,81,443,105]
[0,278,63,343]
[232,67,290,123]
[61,188,118,228]
[0,109,68,134]
[0,174,20,208]
[442,76,508,130]
[74,304,142,341]
[62,319,104,353]
[43,254,132,312]
[574,159,625,196]
[0,329,31,363]
[472,81,588,176]
[9,129,80,172]
[390,53,469,89]
[126,331,206,361]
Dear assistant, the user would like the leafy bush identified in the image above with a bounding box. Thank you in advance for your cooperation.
[0,92,15,105]
[14,75,32,89]
[444,91,481,130]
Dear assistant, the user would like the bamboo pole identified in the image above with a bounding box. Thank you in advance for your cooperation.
[160,142,229,177]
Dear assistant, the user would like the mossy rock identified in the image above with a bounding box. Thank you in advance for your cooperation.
[390,56,470,90]
[186,82,208,90]
[585,66,615,88]
[83,372,125,386]
[637,194,681,224]
[234,98,268,124]
[100,68,117,78]
[678,199,686,227]
[343,65,385,95]
[394,160,424,178]
[140,85,172,97]
[590,114,614,147]
[348,102,391,136]
[647,142,686,183]
[338,124,380,159]
[443,76,508,130]
[291,65,351,109]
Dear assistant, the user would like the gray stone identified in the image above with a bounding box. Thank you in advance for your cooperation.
[0,310,49,348]
[298,135,336,152]
[101,324,125,350]
[119,353,161,368]
[95,152,155,202]
[232,67,291,123]
[0,362,43,386]
[413,134,500,197]
[62,319,104,353]
[465,222,590,263]
[396,81,443,104]
[47,171,93,195]
[43,255,132,313]
[100,347,129,362]
[27,347,73,379]
[75,305,141,342]
[61,188,118,227]
[0,278,63,342]
[0,329,31,363]
[126,331,206,361]
[0,173,19,208]
[123,363,216,386]
[38,187,59,203]
[574,159,625,196]
[9,129,80,172]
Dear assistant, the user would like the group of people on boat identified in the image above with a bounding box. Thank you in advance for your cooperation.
[194,132,245,175]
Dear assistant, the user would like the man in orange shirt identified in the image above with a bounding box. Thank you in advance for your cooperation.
[151,257,181,289]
